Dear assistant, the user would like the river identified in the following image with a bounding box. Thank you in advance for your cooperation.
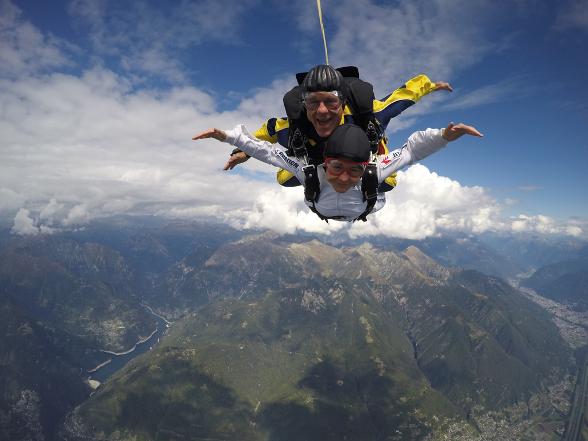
[87,304,170,384]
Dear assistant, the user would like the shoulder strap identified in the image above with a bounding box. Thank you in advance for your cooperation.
[283,85,321,159]
[283,85,303,120]
[303,165,329,222]
[355,162,378,222]
[344,78,384,154]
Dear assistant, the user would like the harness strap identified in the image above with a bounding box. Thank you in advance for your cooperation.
[355,162,378,222]
[303,164,330,223]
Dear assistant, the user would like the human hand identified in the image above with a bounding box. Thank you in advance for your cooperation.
[192,128,227,142]
[223,151,250,170]
[434,81,453,92]
[442,123,483,141]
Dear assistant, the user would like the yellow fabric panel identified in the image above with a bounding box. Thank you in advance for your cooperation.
[274,118,290,132]
[384,173,397,189]
[253,123,276,143]
[277,168,296,186]
[254,118,290,143]
[372,74,435,113]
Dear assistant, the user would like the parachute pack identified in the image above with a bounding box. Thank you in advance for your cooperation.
[283,65,385,160]
[283,66,381,222]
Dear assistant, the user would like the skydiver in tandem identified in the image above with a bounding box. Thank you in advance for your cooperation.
[223,64,454,193]
[192,121,483,222]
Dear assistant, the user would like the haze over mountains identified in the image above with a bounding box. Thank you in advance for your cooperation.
[0,218,586,441]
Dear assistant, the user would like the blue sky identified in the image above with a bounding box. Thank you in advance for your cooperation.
[1,0,587,238]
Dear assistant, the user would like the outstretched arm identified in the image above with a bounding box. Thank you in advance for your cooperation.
[374,74,453,128]
[192,125,306,179]
[194,128,251,170]
[442,122,483,141]
[221,118,286,171]
[378,122,483,182]
[192,128,227,142]
[433,81,453,92]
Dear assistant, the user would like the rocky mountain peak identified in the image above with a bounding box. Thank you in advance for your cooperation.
[402,245,451,281]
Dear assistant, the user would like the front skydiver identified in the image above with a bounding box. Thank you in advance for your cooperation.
[193,122,483,222]
[224,64,453,192]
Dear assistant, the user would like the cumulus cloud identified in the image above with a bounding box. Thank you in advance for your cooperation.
[229,187,345,235]
[0,45,290,233]
[348,165,503,239]
[510,214,584,237]
[11,208,39,235]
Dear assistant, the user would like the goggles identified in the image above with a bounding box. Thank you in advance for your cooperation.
[303,91,343,111]
[324,157,367,178]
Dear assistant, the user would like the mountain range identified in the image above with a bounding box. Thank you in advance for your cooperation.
[0,219,585,440]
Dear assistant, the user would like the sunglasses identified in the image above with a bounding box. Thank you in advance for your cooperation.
[324,158,367,178]
[303,95,342,111]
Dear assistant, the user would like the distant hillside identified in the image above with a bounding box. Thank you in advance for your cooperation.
[378,235,526,280]
[0,236,156,355]
[479,234,588,270]
[522,247,588,310]
[0,220,245,440]
[0,295,89,441]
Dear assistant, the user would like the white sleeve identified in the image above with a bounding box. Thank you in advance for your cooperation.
[378,128,448,182]
[224,124,306,180]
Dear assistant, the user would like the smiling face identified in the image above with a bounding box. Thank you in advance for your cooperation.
[304,91,344,138]
[324,158,365,193]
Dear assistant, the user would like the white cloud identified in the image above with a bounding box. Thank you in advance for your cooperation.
[234,187,344,235]
[11,208,39,235]
[0,0,72,78]
[39,198,65,223]
[0,187,25,213]
[554,0,588,32]
[63,204,92,226]
[517,185,542,192]
[348,164,503,239]
[509,214,583,236]
[66,0,260,83]
[440,76,535,112]
[320,0,506,94]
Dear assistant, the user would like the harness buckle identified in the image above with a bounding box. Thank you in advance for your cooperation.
[288,128,308,158]
[365,120,384,153]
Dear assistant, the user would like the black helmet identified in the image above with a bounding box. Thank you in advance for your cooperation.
[324,124,371,163]
[301,65,346,99]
